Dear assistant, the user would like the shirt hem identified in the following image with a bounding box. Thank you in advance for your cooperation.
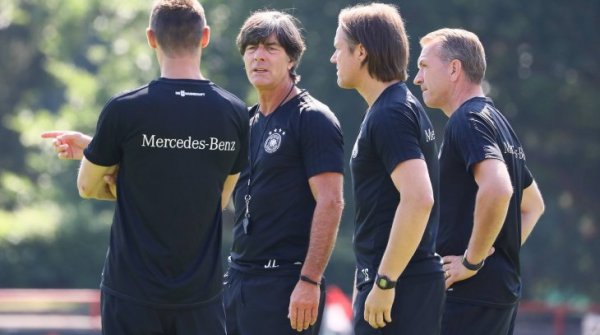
[228,259,303,275]
[100,284,222,309]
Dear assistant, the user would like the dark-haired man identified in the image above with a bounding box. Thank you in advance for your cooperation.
[43,1,248,334]
[331,3,445,334]
[224,10,344,335]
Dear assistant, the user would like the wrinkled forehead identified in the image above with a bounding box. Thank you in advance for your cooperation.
[419,40,444,60]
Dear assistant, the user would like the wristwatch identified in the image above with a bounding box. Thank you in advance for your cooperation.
[461,249,485,271]
[374,274,396,290]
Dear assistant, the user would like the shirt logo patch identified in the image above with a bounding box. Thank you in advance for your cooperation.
[264,128,285,153]
[425,128,435,142]
[175,90,205,97]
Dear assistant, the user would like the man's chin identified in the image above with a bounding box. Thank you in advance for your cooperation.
[336,79,353,90]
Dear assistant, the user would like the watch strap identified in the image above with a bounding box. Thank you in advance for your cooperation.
[299,275,321,286]
[462,249,485,271]
[375,274,396,290]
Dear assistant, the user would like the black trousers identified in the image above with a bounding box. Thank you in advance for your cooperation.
[101,291,225,335]
[353,272,446,335]
[223,266,326,335]
[441,300,518,335]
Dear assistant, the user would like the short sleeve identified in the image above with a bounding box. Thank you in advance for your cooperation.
[83,99,122,166]
[452,110,504,173]
[371,106,424,175]
[299,108,344,178]
[523,164,534,189]
[230,104,250,174]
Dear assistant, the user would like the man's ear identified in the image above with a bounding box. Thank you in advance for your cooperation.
[357,43,367,62]
[200,26,211,49]
[449,59,462,82]
[146,28,158,49]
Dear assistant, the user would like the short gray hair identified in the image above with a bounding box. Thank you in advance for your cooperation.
[420,28,486,84]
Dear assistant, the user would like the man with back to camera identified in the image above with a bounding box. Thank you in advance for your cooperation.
[43,8,344,335]
[43,1,248,333]
[413,28,545,335]
[224,10,344,335]
[330,3,445,334]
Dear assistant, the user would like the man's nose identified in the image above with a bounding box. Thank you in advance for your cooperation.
[413,70,423,85]
[254,46,267,61]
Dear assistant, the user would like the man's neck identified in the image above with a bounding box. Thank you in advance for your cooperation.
[443,83,485,117]
[159,56,205,80]
[356,77,400,108]
[257,80,297,116]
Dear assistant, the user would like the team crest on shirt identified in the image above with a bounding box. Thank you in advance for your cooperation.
[264,128,286,153]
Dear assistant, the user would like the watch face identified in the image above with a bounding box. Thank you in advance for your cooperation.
[376,275,395,289]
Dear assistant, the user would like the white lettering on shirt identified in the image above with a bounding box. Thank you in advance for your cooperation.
[502,141,526,160]
[424,128,435,142]
[141,134,235,151]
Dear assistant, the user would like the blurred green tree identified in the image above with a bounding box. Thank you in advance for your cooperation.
[0,0,598,305]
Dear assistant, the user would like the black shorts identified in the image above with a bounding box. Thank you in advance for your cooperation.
[223,266,326,335]
[441,300,518,335]
[353,272,445,335]
[100,291,225,335]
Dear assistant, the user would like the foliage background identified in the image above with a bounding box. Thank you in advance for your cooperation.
[1,0,598,307]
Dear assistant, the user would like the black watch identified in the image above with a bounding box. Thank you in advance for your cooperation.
[461,249,485,271]
[374,274,396,290]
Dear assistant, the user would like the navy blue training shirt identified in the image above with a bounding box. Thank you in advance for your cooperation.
[351,82,442,287]
[84,78,248,307]
[231,90,344,267]
[437,97,534,307]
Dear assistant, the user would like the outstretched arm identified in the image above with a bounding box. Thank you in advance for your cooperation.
[41,131,92,160]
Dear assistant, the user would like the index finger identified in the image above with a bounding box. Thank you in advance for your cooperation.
[41,131,65,139]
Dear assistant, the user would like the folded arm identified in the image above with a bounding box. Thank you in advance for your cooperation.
[77,157,118,201]
[221,173,240,210]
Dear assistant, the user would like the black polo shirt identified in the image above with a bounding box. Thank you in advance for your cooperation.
[437,97,534,307]
[230,90,344,267]
[84,78,248,307]
[351,82,442,287]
